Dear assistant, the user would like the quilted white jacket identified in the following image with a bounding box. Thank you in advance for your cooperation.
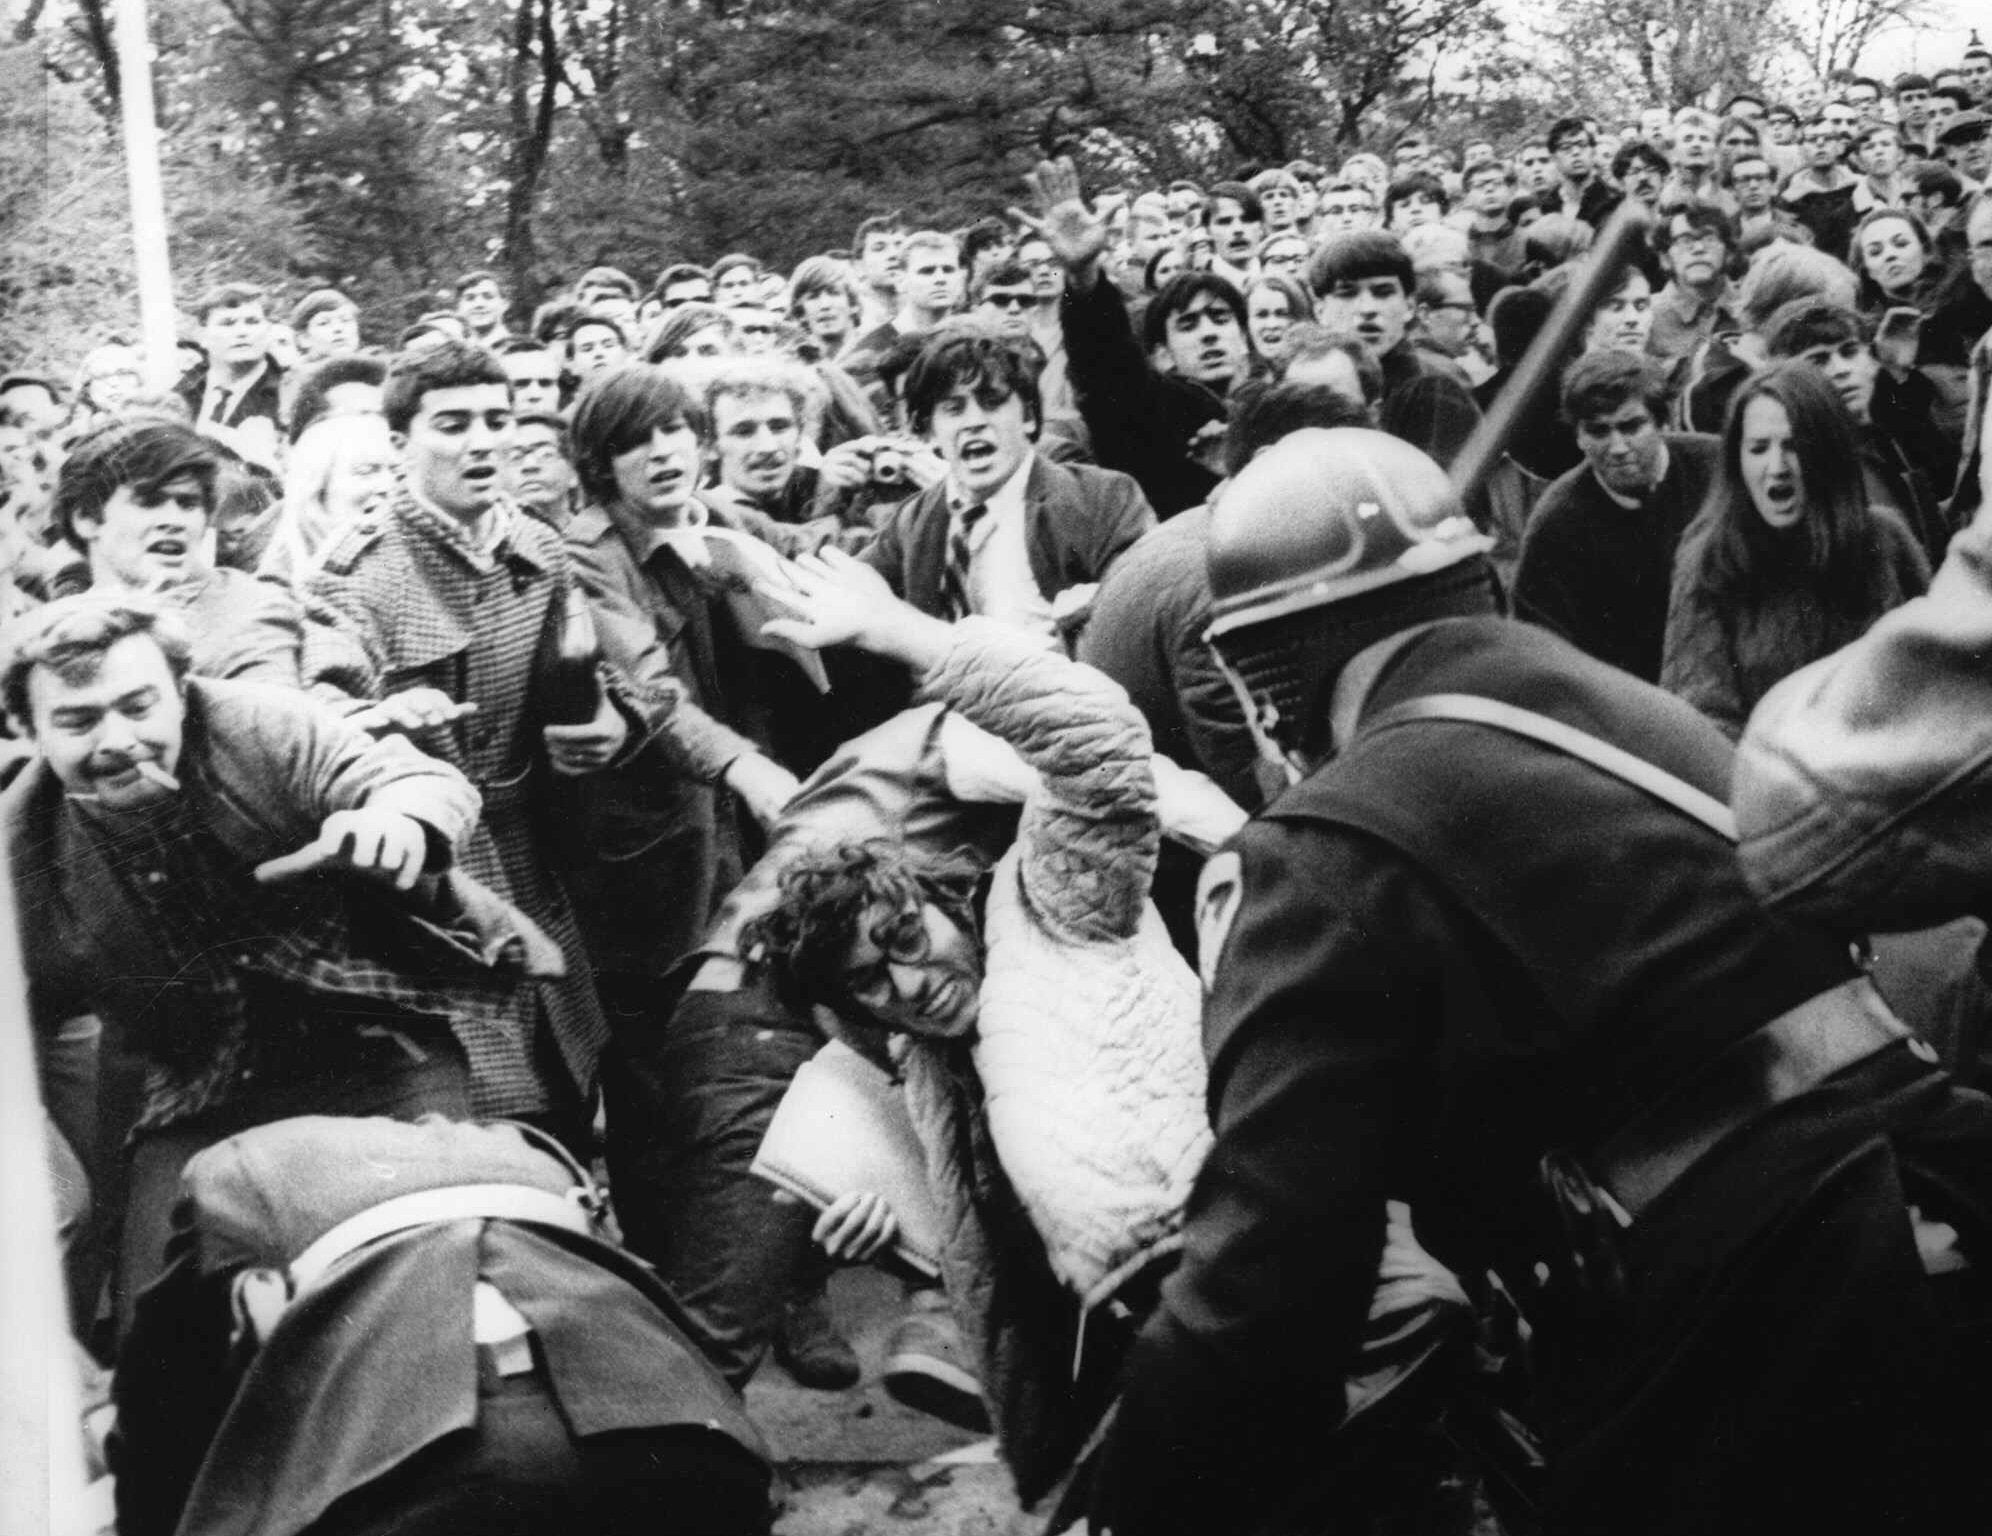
[902,621,1214,1306]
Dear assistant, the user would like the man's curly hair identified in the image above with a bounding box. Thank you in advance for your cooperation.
[739,840,987,1009]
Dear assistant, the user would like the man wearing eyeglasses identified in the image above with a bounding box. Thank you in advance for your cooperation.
[1779,110,1862,260]
[1726,153,1804,249]
[1648,200,1742,363]
[505,411,579,530]
[1314,181,1379,236]
[1541,116,1623,229]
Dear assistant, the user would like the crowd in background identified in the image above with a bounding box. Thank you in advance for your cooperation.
[7,38,1992,1536]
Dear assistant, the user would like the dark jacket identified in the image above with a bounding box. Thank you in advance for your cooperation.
[1092,615,1992,1536]
[1537,177,1625,229]
[1076,505,1261,809]
[559,502,780,975]
[1058,277,1227,517]
[112,1115,764,1536]
[174,360,285,434]
[858,453,1154,617]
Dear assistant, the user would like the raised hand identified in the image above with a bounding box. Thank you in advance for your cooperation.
[1011,157,1111,282]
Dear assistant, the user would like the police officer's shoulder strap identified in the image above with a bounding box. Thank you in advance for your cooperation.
[1365,693,1739,843]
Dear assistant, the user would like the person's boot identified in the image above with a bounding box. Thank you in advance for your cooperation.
[883,1288,990,1431]
[774,1287,861,1390]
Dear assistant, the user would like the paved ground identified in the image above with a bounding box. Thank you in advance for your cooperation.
[749,1267,1045,1536]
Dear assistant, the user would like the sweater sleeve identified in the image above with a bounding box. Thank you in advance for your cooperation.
[1660,530,1749,740]
[916,620,1156,943]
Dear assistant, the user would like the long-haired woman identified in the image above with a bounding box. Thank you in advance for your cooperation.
[1662,360,1928,736]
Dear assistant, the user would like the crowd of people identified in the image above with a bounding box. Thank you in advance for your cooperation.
[9,44,1992,1536]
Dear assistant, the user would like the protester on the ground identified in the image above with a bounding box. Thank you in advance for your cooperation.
[746,554,1226,1507]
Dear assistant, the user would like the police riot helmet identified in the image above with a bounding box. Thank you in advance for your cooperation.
[1205,427,1494,778]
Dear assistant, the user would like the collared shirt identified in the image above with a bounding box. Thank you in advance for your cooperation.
[198,359,270,426]
[1648,281,1739,362]
[602,495,708,570]
[401,481,520,568]
[947,450,1056,640]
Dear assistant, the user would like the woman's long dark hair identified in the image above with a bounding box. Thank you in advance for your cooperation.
[1692,361,1882,629]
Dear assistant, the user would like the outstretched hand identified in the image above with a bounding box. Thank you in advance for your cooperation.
[254,808,431,890]
[1011,157,1110,282]
[760,548,905,651]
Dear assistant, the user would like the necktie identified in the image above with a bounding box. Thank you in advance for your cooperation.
[941,503,985,621]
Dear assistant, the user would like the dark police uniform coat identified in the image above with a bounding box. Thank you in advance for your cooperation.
[1091,615,1992,1536]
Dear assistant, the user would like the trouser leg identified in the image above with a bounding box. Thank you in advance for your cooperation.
[600,977,819,1388]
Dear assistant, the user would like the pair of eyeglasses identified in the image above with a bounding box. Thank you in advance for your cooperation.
[842,904,931,998]
[981,294,1035,310]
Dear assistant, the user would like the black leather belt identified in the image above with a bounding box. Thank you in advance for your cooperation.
[1588,977,1930,1221]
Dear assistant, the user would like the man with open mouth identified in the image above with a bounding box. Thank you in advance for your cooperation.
[300,339,653,1150]
[53,418,306,689]
[856,330,1154,642]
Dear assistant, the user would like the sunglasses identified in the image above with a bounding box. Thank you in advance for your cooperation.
[981,293,1035,310]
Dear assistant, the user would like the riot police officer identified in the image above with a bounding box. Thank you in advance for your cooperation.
[1087,428,1992,1536]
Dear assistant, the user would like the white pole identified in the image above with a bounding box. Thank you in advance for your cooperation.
[113,0,179,389]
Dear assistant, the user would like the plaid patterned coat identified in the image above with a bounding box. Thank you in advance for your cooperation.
[301,488,646,1114]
